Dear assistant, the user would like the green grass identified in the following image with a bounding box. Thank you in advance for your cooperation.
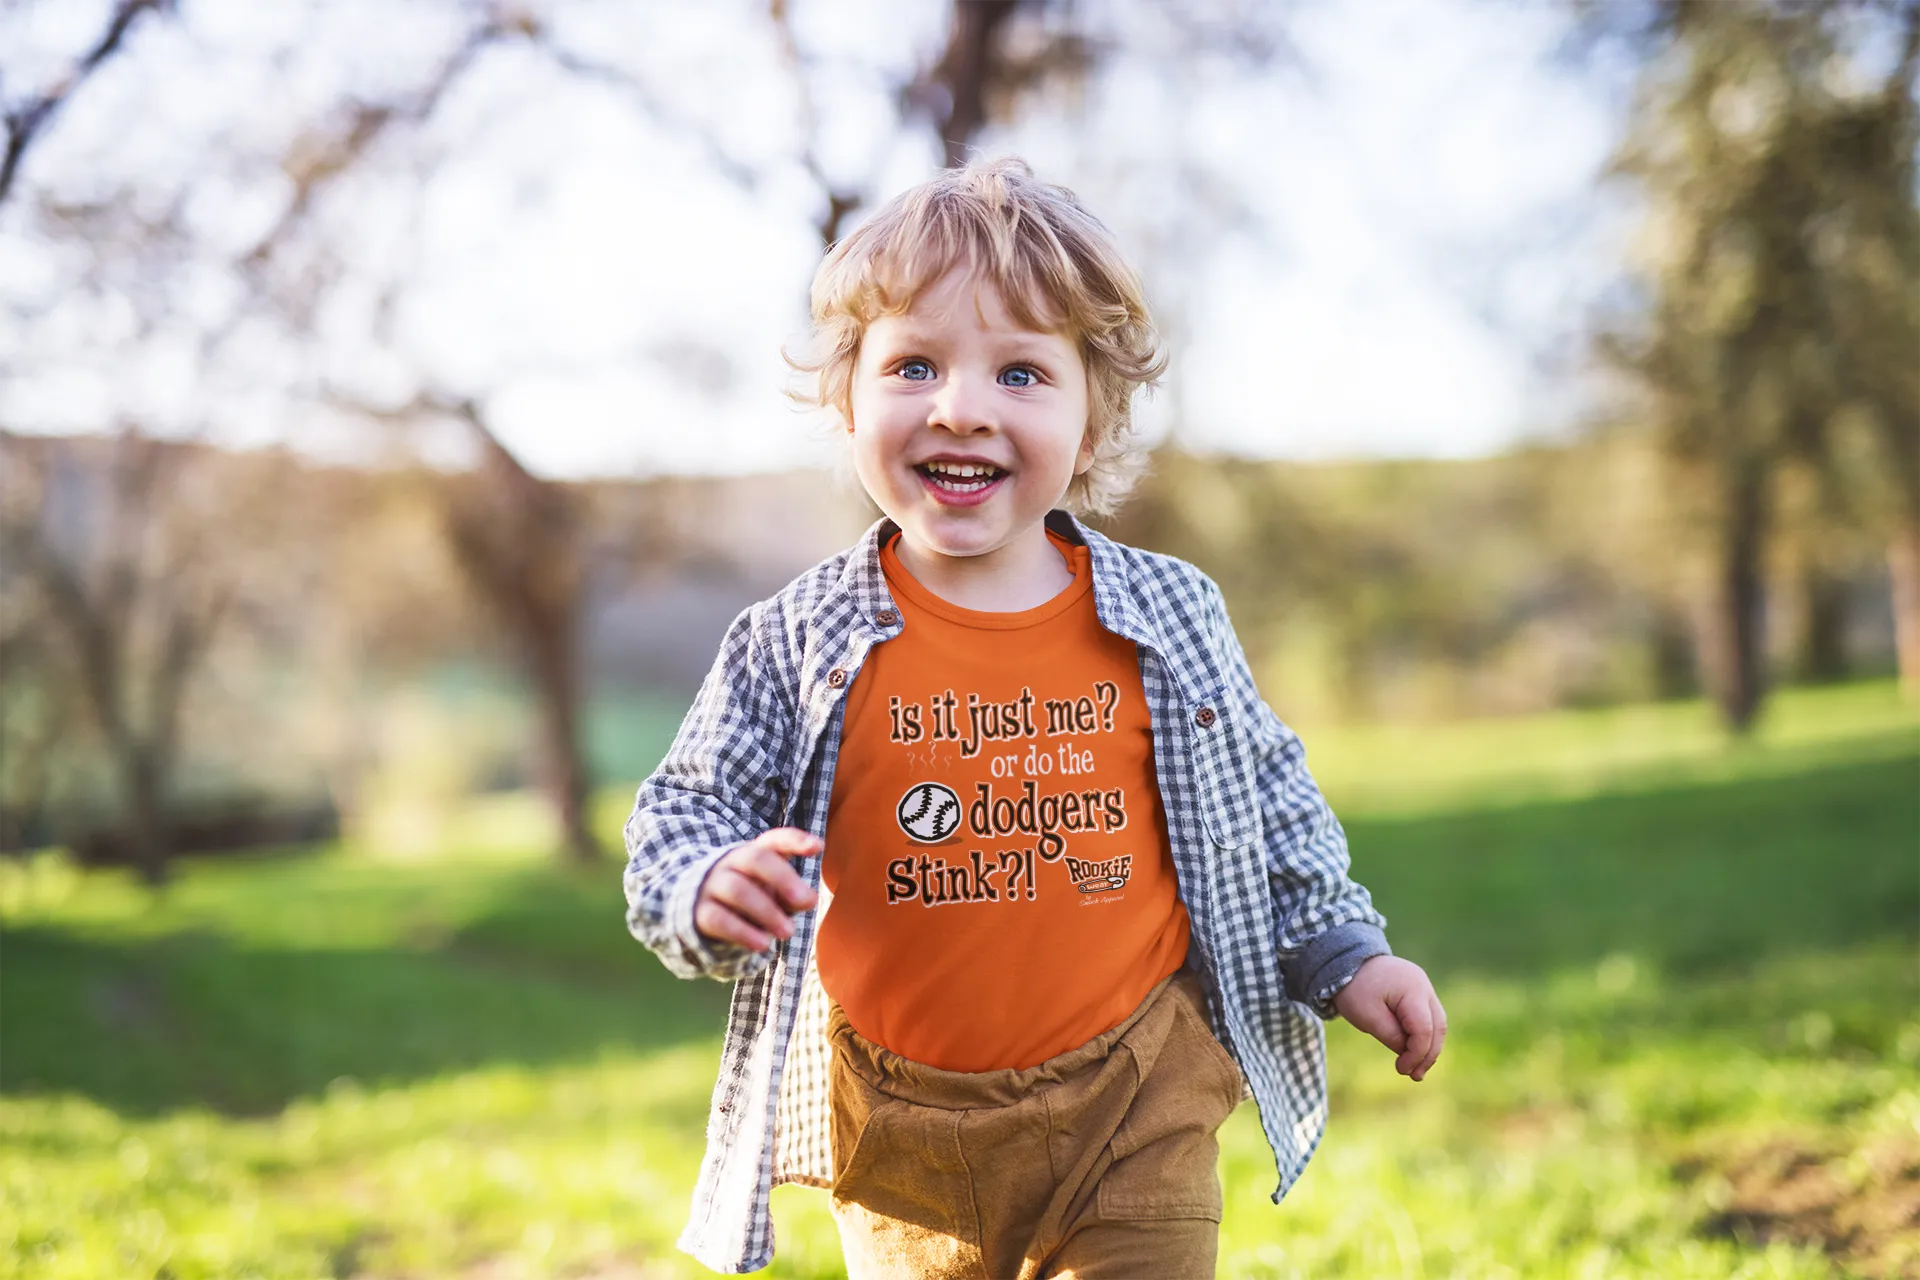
[3,681,1916,1278]
[1296,678,1920,818]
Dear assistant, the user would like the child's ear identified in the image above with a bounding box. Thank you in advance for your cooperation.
[1074,430,1096,475]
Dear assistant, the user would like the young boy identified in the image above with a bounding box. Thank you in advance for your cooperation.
[624,157,1445,1279]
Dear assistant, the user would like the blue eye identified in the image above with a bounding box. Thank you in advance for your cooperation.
[899,359,934,381]
[1000,366,1039,388]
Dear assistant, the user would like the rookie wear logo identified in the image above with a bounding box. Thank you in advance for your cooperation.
[897,782,962,843]
[1065,854,1131,895]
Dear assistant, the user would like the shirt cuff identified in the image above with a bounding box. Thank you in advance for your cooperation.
[670,841,773,982]
[1295,922,1392,1019]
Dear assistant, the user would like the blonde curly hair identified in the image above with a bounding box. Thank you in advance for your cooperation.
[789,156,1166,517]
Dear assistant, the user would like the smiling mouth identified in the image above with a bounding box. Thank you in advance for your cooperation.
[916,461,1007,494]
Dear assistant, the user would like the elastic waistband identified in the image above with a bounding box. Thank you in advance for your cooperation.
[826,968,1202,1109]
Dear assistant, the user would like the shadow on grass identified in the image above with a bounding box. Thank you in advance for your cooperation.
[1349,751,1920,979]
[6,750,1913,1122]
[0,918,731,1118]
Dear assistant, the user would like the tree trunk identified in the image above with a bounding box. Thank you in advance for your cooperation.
[120,744,172,887]
[526,609,599,866]
[440,406,603,866]
[1889,517,1920,701]
[938,0,1017,167]
[1701,465,1768,733]
[1796,563,1850,683]
[1648,607,1697,699]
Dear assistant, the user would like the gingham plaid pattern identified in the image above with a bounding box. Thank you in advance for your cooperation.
[623,511,1389,1274]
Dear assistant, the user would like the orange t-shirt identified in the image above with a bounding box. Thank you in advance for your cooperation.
[816,530,1192,1071]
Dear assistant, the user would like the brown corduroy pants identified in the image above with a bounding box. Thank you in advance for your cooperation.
[825,970,1243,1280]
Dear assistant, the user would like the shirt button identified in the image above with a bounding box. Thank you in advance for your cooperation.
[1195,706,1217,728]
[875,609,899,627]
[827,668,848,688]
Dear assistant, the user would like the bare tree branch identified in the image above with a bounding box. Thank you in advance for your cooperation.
[0,0,171,205]
[767,0,872,245]
[242,14,524,266]
[529,37,768,196]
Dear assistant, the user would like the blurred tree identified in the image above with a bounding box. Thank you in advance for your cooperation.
[1586,0,1920,728]
[0,552,62,859]
[331,392,606,865]
[1771,460,1861,682]
[1813,5,1920,694]
[1112,446,1679,723]
[1,3,321,872]
[0,431,232,884]
[816,0,1299,295]
[439,406,601,866]
[247,0,1226,331]
[638,1,1291,250]
[1582,0,1920,710]
[1880,536,1919,685]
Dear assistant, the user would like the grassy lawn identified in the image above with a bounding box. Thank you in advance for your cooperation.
[2,681,1915,1279]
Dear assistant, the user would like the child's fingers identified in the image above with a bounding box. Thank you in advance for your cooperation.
[741,838,820,913]
[1343,998,1407,1054]
[757,827,825,859]
[1414,993,1448,1081]
[1395,993,1437,1078]
[693,898,775,953]
[702,866,796,946]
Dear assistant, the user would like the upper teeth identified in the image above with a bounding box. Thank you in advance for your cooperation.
[926,462,997,477]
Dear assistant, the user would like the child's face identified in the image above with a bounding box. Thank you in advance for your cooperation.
[847,267,1093,575]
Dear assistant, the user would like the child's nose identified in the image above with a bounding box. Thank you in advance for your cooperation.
[927,373,997,434]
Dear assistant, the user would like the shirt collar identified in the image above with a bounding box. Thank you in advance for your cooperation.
[823,510,1158,655]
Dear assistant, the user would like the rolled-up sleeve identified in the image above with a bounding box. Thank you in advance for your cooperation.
[623,604,795,983]
[1198,577,1390,1017]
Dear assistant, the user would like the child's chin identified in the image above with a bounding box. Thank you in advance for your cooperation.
[906,535,990,559]
[897,523,1006,560]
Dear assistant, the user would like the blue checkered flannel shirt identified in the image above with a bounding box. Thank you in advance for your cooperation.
[623,510,1391,1274]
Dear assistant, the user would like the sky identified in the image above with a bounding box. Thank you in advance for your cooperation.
[0,0,1636,480]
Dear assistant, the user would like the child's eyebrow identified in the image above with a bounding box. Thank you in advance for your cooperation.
[877,325,1071,357]
[985,336,1074,367]
[870,325,941,349]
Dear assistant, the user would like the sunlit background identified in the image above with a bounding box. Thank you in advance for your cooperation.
[2,1,1916,1277]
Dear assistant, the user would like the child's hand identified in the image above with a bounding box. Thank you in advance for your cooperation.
[1331,956,1447,1082]
[693,828,823,952]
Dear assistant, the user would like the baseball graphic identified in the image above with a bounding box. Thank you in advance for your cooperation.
[896,782,962,843]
